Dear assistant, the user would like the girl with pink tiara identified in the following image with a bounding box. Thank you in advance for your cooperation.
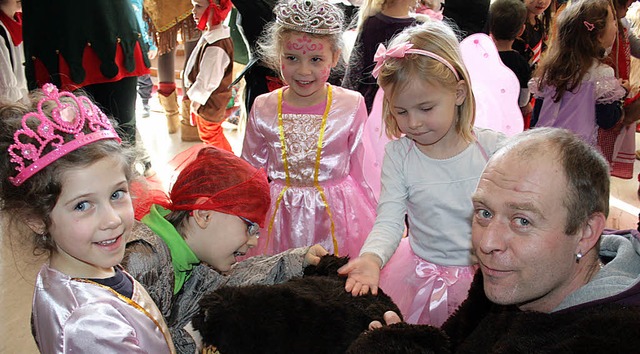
[241,0,377,257]
[0,85,174,353]
[339,21,506,326]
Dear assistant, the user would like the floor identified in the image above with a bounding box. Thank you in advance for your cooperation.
[2,91,640,354]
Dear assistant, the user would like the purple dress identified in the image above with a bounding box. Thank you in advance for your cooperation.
[242,85,376,257]
[530,62,626,146]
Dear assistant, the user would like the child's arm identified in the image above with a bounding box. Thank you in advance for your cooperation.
[187,44,231,122]
[0,36,22,102]
[340,142,410,295]
[63,304,163,353]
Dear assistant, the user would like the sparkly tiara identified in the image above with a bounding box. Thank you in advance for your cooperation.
[274,0,343,35]
[8,83,121,186]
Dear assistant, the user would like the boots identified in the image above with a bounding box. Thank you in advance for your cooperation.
[180,97,201,142]
[158,91,180,134]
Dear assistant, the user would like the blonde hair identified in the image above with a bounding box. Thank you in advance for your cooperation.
[355,0,386,32]
[376,21,475,142]
[258,0,345,75]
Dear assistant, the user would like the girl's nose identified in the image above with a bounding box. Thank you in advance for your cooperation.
[247,234,259,248]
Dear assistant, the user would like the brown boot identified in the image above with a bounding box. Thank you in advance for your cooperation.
[180,97,201,142]
[158,91,180,134]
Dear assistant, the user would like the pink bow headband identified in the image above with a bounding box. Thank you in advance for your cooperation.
[372,42,460,81]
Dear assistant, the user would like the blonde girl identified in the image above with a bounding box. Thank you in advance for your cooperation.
[339,21,506,326]
[241,0,377,258]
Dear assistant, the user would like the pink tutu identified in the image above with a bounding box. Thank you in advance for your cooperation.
[379,237,477,326]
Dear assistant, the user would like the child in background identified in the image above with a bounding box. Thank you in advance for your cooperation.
[130,0,158,118]
[183,0,234,151]
[0,0,27,102]
[513,0,553,69]
[342,0,417,113]
[489,0,533,125]
[124,146,327,353]
[597,0,640,179]
[530,0,630,147]
[242,0,377,257]
[338,21,505,326]
[0,85,174,353]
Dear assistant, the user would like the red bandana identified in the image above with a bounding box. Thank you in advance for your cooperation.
[0,11,22,46]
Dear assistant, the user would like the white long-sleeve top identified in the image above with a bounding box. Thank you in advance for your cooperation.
[360,128,505,267]
[0,20,27,102]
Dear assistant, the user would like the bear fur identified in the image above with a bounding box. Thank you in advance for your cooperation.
[191,255,402,354]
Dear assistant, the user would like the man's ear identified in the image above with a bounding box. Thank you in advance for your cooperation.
[576,212,606,255]
[192,209,213,230]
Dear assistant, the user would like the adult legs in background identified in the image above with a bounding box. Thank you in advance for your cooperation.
[83,76,138,144]
[137,74,153,118]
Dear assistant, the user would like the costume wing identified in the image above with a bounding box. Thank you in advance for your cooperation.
[362,88,391,203]
[460,33,523,136]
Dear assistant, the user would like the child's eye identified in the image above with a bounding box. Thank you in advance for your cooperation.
[394,110,408,116]
[111,190,127,200]
[311,57,323,62]
[285,55,297,61]
[74,201,90,212]
[421,106,433,112]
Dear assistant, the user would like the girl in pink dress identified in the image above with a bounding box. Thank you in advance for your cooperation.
[241,0,376,258]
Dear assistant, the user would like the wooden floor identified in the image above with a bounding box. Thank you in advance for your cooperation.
[2,96,640,353]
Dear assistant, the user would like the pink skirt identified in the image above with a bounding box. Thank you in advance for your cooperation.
[379,237,477,326]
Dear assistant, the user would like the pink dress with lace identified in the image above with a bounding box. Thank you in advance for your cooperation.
[241,85,376,257]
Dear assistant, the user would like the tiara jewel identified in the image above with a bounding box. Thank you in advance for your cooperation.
[274,0,343,35]
[8,83,121,186]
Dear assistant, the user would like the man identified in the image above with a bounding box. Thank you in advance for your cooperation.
[348,128,640,353]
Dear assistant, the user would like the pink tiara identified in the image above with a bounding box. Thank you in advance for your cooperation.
[8,83,121,186]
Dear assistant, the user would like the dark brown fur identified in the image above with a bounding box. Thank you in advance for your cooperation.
[191,255,402,354]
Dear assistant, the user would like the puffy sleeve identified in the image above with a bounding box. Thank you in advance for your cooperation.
[63,304,149,353]
[359,140,410,266]
[592,64,626,104]
[241,94,270,168]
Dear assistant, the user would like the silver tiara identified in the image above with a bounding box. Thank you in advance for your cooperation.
[274,0,344,35]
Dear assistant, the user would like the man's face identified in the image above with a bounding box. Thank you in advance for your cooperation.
[471,150,583,312]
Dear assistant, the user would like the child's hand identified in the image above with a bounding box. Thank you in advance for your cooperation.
[147,48,158,60]
[303,244,329,266]
[620,79,631,93]
[337,253,382,296]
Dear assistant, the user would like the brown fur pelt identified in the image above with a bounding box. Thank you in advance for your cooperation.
[191,255,402,354]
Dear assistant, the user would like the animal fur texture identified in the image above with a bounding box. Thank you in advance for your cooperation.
[191,255,402,354]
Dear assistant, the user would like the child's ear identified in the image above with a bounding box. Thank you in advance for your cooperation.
[455,80,468,106]
[193,209,214,229]
[331,49,342,68]
[25,217,46,235]
[517,23,526,37]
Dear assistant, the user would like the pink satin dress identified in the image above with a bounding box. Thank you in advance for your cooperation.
[242,85,376,257]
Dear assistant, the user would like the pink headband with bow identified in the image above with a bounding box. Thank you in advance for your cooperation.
[372,42,460,81]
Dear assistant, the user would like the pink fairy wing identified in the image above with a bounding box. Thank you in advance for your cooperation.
[460,33,523,136]
[362,88,391,203]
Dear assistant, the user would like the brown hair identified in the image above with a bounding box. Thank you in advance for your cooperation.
[0,90,138,254]
[534,0,613,101]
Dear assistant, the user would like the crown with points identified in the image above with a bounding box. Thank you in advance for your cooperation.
[8,83,121,186]
[274,0,344,35]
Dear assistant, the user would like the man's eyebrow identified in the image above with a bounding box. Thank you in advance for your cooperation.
[506,202,546,220]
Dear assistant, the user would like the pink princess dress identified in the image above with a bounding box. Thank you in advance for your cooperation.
[241,84,376,257]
